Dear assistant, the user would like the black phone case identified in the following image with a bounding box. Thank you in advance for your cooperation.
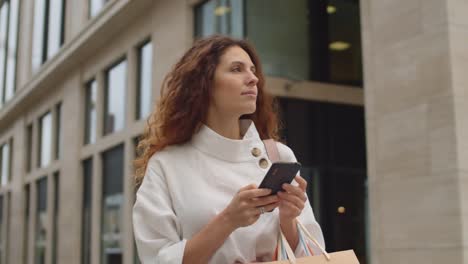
[258,162,302,195]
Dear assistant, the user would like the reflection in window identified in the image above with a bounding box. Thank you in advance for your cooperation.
[0,3,9,107]
[47,0,65,60]
[246,0,310,81]
[136,41,153,120]
[89,0,108,18]
[35,177,47,264]
[194,0,363,86]
[195,0,244,38]
[32,0,46,71]
[32,0,65,71]
[0,140,11,186]
[4,0,20,103]
[0,0,20,106]
[38,112,52,168]
[85,80,97,144]
[104,60,127,135]
[101,145,124,264]
[82,158,93,264]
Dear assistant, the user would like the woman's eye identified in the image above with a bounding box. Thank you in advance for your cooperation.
[232,67,241,72]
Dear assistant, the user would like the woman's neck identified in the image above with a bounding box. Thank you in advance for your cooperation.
[205,113,242,140]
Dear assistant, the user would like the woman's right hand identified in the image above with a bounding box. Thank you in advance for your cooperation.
[221,184,280,229]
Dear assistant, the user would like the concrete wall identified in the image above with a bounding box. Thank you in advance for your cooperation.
[361,0,467,262]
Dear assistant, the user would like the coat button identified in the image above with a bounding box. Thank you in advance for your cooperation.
[251,147,261,157]
[259,158,269,169]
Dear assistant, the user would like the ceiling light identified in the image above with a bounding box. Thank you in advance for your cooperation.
[337,206,346,214]
[214,6,231,16]
[327,5,337,14]
[329,41,351,51]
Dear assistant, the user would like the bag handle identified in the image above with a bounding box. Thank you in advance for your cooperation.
[262,139,331,261]
[262,139,280,163]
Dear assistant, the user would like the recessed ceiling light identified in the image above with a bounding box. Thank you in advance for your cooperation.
[214,6,231,16]
[327,5,337,14]
[329,41,351,51]
[337,206,346,214]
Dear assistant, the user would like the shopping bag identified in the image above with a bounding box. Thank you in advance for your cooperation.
[262,220,360,264]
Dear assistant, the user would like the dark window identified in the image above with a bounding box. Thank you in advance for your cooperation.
[23,185,31,264]
[55,103,62,159]
[104,60,127,135]
[26,124,33,172]
[35,177,48,264]
[195,0,363,86]
[52,172,59,264]
[0,195,3,261]
[82,159,93,264]
[278,97,367,264]
[101,145,124,264]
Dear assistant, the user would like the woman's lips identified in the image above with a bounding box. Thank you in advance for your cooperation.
[241,91,257,96]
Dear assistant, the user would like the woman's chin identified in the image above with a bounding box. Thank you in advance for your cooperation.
[241,107,256,116]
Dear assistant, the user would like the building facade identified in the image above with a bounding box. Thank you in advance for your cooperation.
[0,0,465,264]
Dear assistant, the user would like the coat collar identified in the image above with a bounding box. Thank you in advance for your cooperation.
[191,119,263,162]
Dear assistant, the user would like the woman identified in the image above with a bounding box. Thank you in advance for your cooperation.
[133,35,324,264]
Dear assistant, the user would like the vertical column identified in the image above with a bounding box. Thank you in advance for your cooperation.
[361,0,464,263]
[447,0,468,260]
[123,48,137,264]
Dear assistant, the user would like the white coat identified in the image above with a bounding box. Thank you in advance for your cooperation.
[133,120,325,263]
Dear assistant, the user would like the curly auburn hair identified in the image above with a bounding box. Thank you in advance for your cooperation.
[134,35,280,188]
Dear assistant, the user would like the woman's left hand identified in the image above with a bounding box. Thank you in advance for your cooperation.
[278,175,308,221]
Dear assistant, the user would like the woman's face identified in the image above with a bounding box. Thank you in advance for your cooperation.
[210,46,259,118]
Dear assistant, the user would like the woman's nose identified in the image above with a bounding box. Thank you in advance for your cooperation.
[247,71,259,86]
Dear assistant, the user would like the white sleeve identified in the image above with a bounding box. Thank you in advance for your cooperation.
[133,157,187,264]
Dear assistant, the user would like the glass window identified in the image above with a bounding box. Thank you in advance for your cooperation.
[101,145,123,264]
[245,0,310,81]
[104,60,127,135]
[0,141,11,186]
[23,185,31,264]
[5,0,20,103]
[35,177,47,264]
[33,0,65,71]
[82,158,92,264]
[47,0,64,60]
[136,41,153,120]
[55,103,62,160]
[195,0,363,86]
[89,0,108,18]
[84,80,97,144]
[52,172,59,264]
[26,124,33,173]
[0,2,8,107]
[38,112,52,168]
[194,0,244,38]
[32,0,46,71]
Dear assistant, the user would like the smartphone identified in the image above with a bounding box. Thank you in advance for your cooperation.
[258,162,302,195]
